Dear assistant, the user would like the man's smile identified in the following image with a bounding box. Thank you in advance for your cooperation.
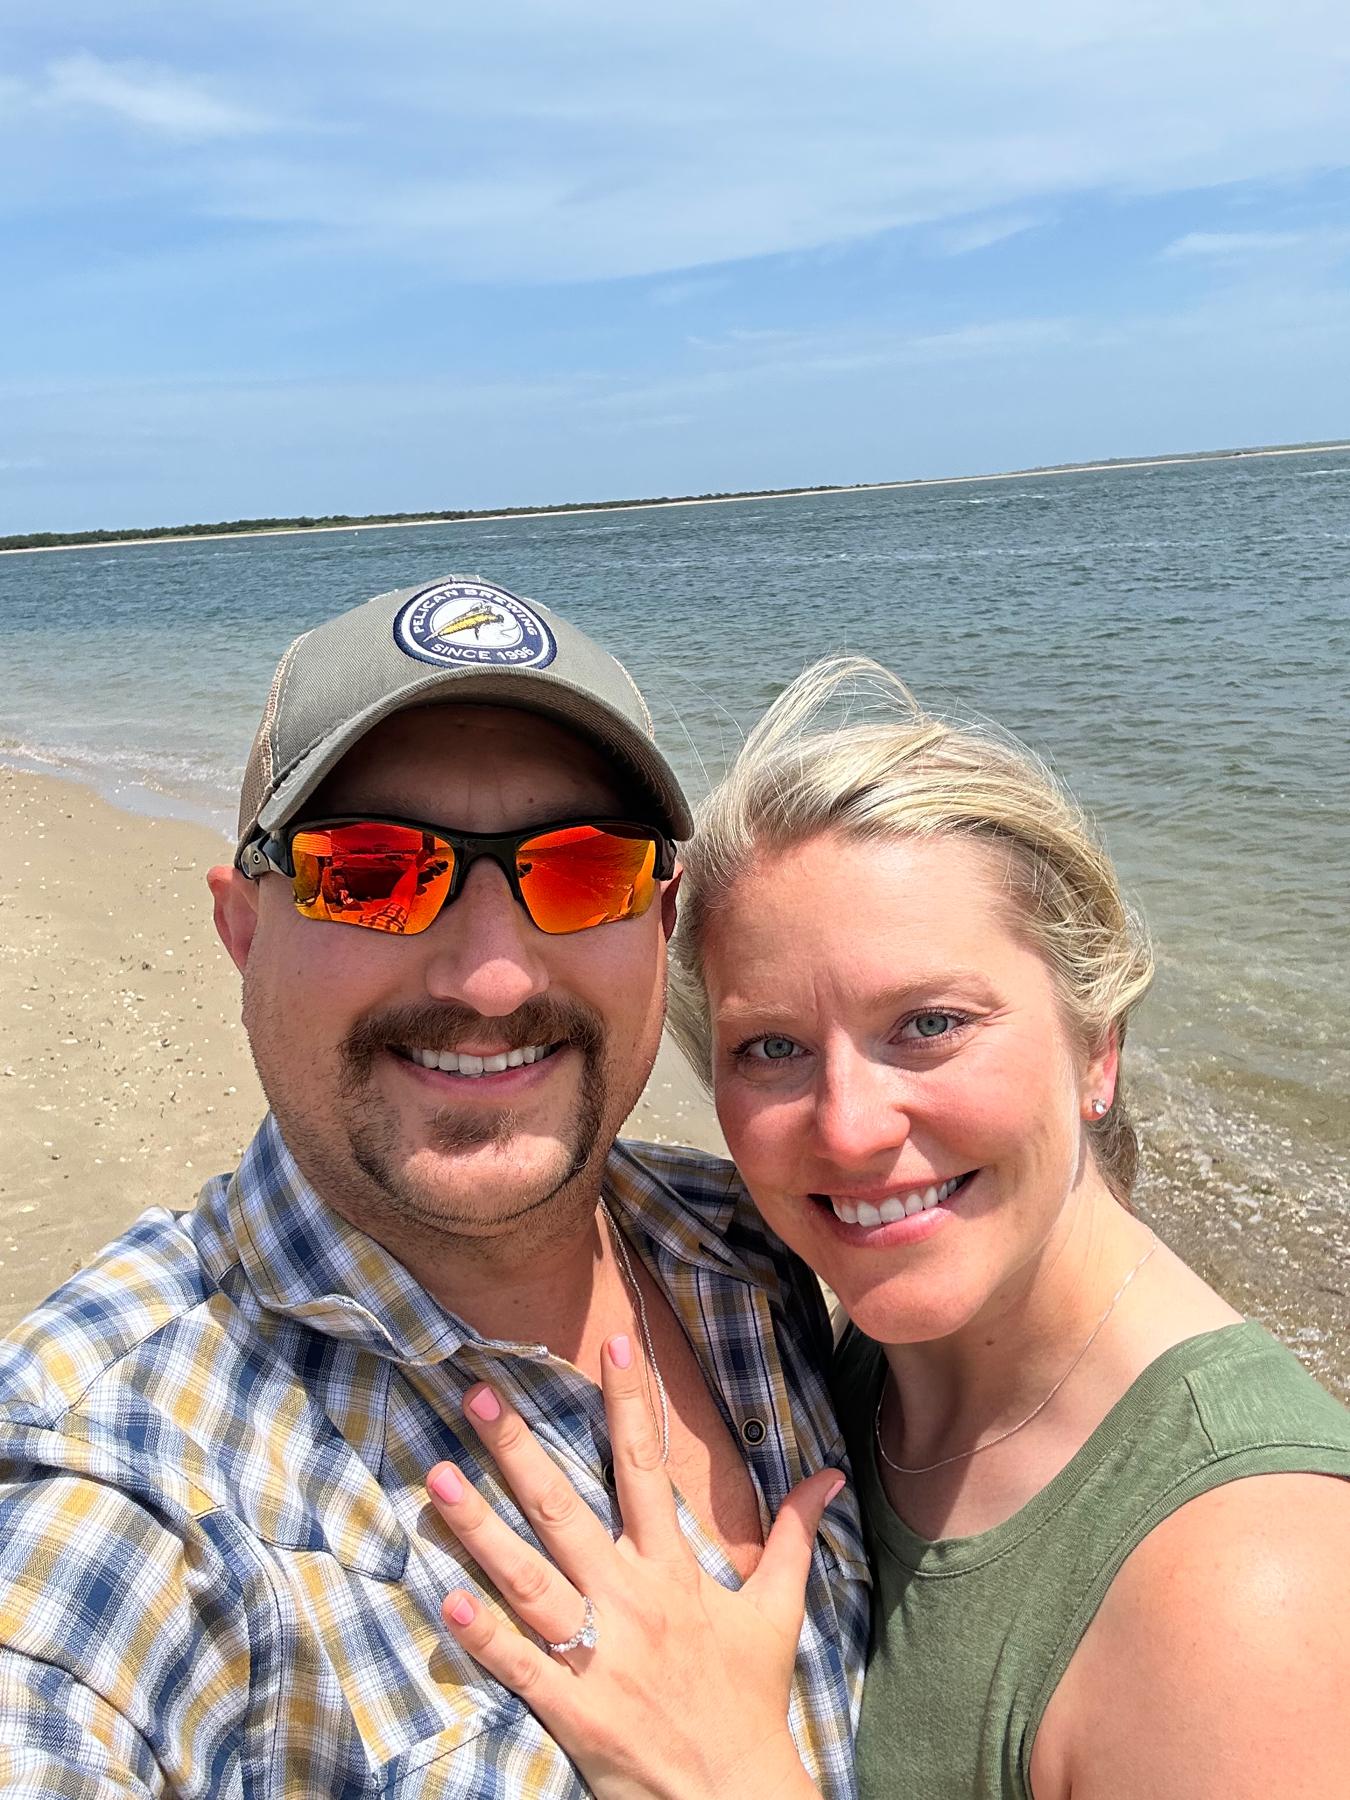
[393,1040,563,1075]
[387,1038,572,1090]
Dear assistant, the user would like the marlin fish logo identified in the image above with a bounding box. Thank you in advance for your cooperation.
[437,604,502,640]
[394,580,556,670]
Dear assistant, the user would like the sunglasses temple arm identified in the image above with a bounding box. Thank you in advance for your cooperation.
[238,839,291,881]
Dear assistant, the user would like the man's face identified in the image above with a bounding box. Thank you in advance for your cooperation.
[211,705,674,1261]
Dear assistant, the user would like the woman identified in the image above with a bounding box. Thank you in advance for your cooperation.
[425,658,1350,1798]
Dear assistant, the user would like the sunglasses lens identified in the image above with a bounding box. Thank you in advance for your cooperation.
[288,823,454,933]
[515,825,659,934]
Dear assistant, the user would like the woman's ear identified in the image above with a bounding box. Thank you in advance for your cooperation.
[1083,1027,1119,1117]
[207,866,259,974]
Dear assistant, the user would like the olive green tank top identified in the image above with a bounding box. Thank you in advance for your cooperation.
[833,1322,1350,1800]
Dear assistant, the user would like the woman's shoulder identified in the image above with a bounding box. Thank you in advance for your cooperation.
[1035,1331,1350,1799]
[1038,1468,1350,1799]
[1060,1321,1350,1617]
[1103,1322,1350,1657]
[1087,1314,1350,1485]
[1174,1318,1350,1445]
[1090,1318,1350,1611]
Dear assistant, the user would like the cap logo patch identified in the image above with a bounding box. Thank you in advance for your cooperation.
[393,580,557,670]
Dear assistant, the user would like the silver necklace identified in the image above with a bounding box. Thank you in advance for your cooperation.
[600,1200,670,1465]
[875,1232,1158,1476]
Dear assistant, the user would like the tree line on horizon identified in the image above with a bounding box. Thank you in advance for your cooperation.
[2,441,1339,552]
[0,486,850,552]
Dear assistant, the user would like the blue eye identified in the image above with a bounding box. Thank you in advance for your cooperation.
[902,1011,964,1042]
[732,1034,804,1066]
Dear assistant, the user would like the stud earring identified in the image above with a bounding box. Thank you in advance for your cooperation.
[1090,1098,1108,1118]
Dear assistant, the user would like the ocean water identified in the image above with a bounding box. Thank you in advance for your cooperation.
[3,453,1349,1247]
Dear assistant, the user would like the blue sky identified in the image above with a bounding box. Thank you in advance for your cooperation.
[3,2,1349,532]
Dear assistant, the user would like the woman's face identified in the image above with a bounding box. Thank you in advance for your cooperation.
[704,830,1115,1345]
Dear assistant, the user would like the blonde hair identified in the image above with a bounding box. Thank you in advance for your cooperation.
[669,657,1155,1203]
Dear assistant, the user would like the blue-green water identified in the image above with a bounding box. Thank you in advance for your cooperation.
[3,454,1348,1325]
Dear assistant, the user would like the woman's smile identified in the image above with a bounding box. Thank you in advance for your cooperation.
[813,1168,975,1228]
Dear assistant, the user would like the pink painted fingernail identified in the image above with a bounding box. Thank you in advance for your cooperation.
[468,1387,501,1423]
[448,1595,475,1627]
[429,1466,464,1505]
[608,1333,633,1370]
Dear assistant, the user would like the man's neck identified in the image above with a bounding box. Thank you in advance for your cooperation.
[272,1116,634,1362]
[419,1206,615,1363]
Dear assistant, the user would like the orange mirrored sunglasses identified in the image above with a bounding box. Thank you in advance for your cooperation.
[239,815,675,936]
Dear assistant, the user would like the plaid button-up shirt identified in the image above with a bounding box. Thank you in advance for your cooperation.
[0,1117,869,1798]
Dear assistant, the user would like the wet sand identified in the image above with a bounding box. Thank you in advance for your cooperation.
[1,766,1344,1400]
[1128,1056,1349,1401]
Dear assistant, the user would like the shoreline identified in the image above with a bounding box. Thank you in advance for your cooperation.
[0,763,1344,1397]
[5,440,1349,557]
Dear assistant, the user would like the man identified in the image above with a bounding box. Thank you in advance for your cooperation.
[0,576,867,1797]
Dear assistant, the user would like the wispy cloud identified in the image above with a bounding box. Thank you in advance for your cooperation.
[42,54,271,139]
[1163,227,1350,260]
[934,212,1046,256]
[648,276,732,308]
[1166,230,1307,258]
[7,4,1350,281]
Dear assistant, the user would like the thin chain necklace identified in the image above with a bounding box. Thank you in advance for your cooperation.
[875,1232,1158,1477]
[600,1200,671,1464]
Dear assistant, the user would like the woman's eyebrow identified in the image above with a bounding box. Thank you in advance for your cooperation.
[714,969,1000,1026]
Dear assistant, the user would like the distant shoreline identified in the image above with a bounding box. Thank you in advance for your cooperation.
[5,439,1349,556]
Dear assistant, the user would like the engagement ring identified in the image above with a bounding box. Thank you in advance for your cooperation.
[545,1595,598,1656]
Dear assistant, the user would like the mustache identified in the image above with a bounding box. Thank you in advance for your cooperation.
[341,996,606,1071]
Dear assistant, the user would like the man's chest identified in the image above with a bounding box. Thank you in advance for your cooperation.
[656,1330,768,1580]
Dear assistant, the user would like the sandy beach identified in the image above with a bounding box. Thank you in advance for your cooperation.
[2,764,1345,1400]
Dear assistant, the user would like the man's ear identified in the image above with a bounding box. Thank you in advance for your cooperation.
[207,866,259,974]
[660,866,682,942]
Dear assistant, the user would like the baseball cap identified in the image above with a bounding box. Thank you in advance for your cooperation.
[235,575,692,862]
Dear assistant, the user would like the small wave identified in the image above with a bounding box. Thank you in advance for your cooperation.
[0,730,237,800]
[0,737,235,835]
[0,736,69,770]
[949,489,1054,505]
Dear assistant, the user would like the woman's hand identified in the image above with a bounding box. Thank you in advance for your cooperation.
[426,1332,841,1800]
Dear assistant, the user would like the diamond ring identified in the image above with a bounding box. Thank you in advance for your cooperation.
[545,1595,598,1656]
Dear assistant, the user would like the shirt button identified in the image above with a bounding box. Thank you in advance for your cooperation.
[740,1418,767,1447]
[602,1459,616,1490]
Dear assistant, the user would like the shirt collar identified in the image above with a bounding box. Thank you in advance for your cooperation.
[603,1137,754,1280]
[197,1115,468,1365]
[196,1116,770,1366]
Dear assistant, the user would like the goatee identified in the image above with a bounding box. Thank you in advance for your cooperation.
[337,993,609,1225]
